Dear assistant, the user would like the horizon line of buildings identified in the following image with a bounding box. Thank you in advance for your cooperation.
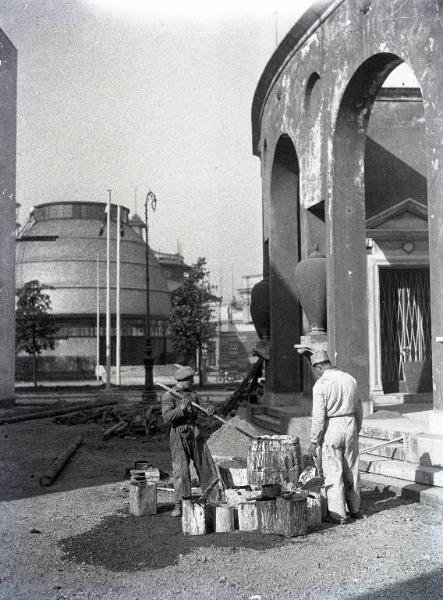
[15,200,260,382]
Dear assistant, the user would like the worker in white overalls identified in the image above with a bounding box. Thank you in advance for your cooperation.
[307,350,365,524]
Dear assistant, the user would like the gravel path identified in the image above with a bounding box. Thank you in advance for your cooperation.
[0,419,442,599]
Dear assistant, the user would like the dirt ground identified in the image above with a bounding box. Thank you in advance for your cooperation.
[0,414,442,600]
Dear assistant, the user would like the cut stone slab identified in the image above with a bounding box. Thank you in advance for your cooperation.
[361,472,443,507]
[404,432,443,467]
[360,453,443,487]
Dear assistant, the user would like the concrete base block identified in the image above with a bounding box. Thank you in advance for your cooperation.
[264,391,310,412]
[404,432,443,468]
[360,454,443,487]
[361,472,443,507]
[429,410,443,435]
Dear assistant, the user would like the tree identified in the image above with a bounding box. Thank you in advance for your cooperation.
[16,280,58,388]
[169,258,218,386]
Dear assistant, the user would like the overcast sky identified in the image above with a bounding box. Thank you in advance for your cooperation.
[0,0,318,300]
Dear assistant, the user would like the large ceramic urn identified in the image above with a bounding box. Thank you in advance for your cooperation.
[294,248,327,332]
[250,276,270,340]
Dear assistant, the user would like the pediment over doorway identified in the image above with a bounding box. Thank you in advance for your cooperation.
[366,198,428,231]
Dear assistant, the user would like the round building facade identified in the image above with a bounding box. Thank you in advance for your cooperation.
[16,201,171,380]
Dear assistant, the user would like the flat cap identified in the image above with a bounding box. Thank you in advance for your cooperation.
[310,349,330,366]
[174,366,196,381]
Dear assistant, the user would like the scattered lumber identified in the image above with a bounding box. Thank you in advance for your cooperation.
[39,435,83,487]
[49,400,163,439]
[0,399,118,425]
[101,403,162,439]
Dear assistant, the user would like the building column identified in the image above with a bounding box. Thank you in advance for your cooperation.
[0,31,17,408]
[426,106,443,433]
[329,112,370,413]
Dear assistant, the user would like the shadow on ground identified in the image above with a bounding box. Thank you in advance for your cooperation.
[351,568,443,600]
[58,488,417,572]
[58,504,289,571]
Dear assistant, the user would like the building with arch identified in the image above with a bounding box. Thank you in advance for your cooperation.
[0,28,17,406]
[16,201,172,380]
[251,0,443,435]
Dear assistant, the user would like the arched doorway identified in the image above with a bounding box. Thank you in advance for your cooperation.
[332,53,431,408]
[267,135,302,404]
[365,64,431,400]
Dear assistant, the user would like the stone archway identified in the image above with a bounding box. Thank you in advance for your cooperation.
[330,53,416,407]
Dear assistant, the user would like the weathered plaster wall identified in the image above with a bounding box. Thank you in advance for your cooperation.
[0,29,17,406]
[254,0,443,411]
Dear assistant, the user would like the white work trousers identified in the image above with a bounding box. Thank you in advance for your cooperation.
[322,415,360,519]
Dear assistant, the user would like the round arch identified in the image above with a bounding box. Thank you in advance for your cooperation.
[329,53,425,405]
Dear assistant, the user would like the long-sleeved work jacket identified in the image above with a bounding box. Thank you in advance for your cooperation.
[161,387,219,505]
[310,368,363,445]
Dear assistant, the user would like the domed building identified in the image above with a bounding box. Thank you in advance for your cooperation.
[16,201,172,380]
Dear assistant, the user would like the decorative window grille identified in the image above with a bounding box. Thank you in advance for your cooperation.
[379,267,431,385]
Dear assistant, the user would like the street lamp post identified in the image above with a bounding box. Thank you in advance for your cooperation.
[142,190,157,403]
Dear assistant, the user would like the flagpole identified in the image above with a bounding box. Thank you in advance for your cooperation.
[116,203,121,386]
[96,249,100,383]
[105,189,111,390]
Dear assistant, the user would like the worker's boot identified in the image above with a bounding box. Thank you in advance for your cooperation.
[323,513,350,525]
[171,503,182,518]
[350,511,366,520]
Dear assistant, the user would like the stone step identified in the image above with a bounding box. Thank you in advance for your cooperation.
[250,413,281,434]
[360,472,443,507]
[360,424,411,440]
[373,392,432,406]
[360,453,443,488]
[403,432,443,468]
[265,406,286,419]
[359,437,405,460]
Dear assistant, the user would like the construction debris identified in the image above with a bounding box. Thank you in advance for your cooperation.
[53,402,163,439]
[0,399,118,425]
[207,416,263,459]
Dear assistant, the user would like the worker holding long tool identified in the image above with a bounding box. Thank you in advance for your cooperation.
[161,365,220,517]
[307,350,364,524]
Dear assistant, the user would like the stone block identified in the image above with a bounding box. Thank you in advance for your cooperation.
[360,454,443,487]
[405,433,443,467]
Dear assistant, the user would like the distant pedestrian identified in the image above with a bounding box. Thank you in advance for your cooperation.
[161,365,220,517]
[307,350,364,524]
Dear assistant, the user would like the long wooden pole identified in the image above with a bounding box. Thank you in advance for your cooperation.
[0,399,118,425]
[156,382,257,440]
[39,435,83,486]
[360,436,403,455]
